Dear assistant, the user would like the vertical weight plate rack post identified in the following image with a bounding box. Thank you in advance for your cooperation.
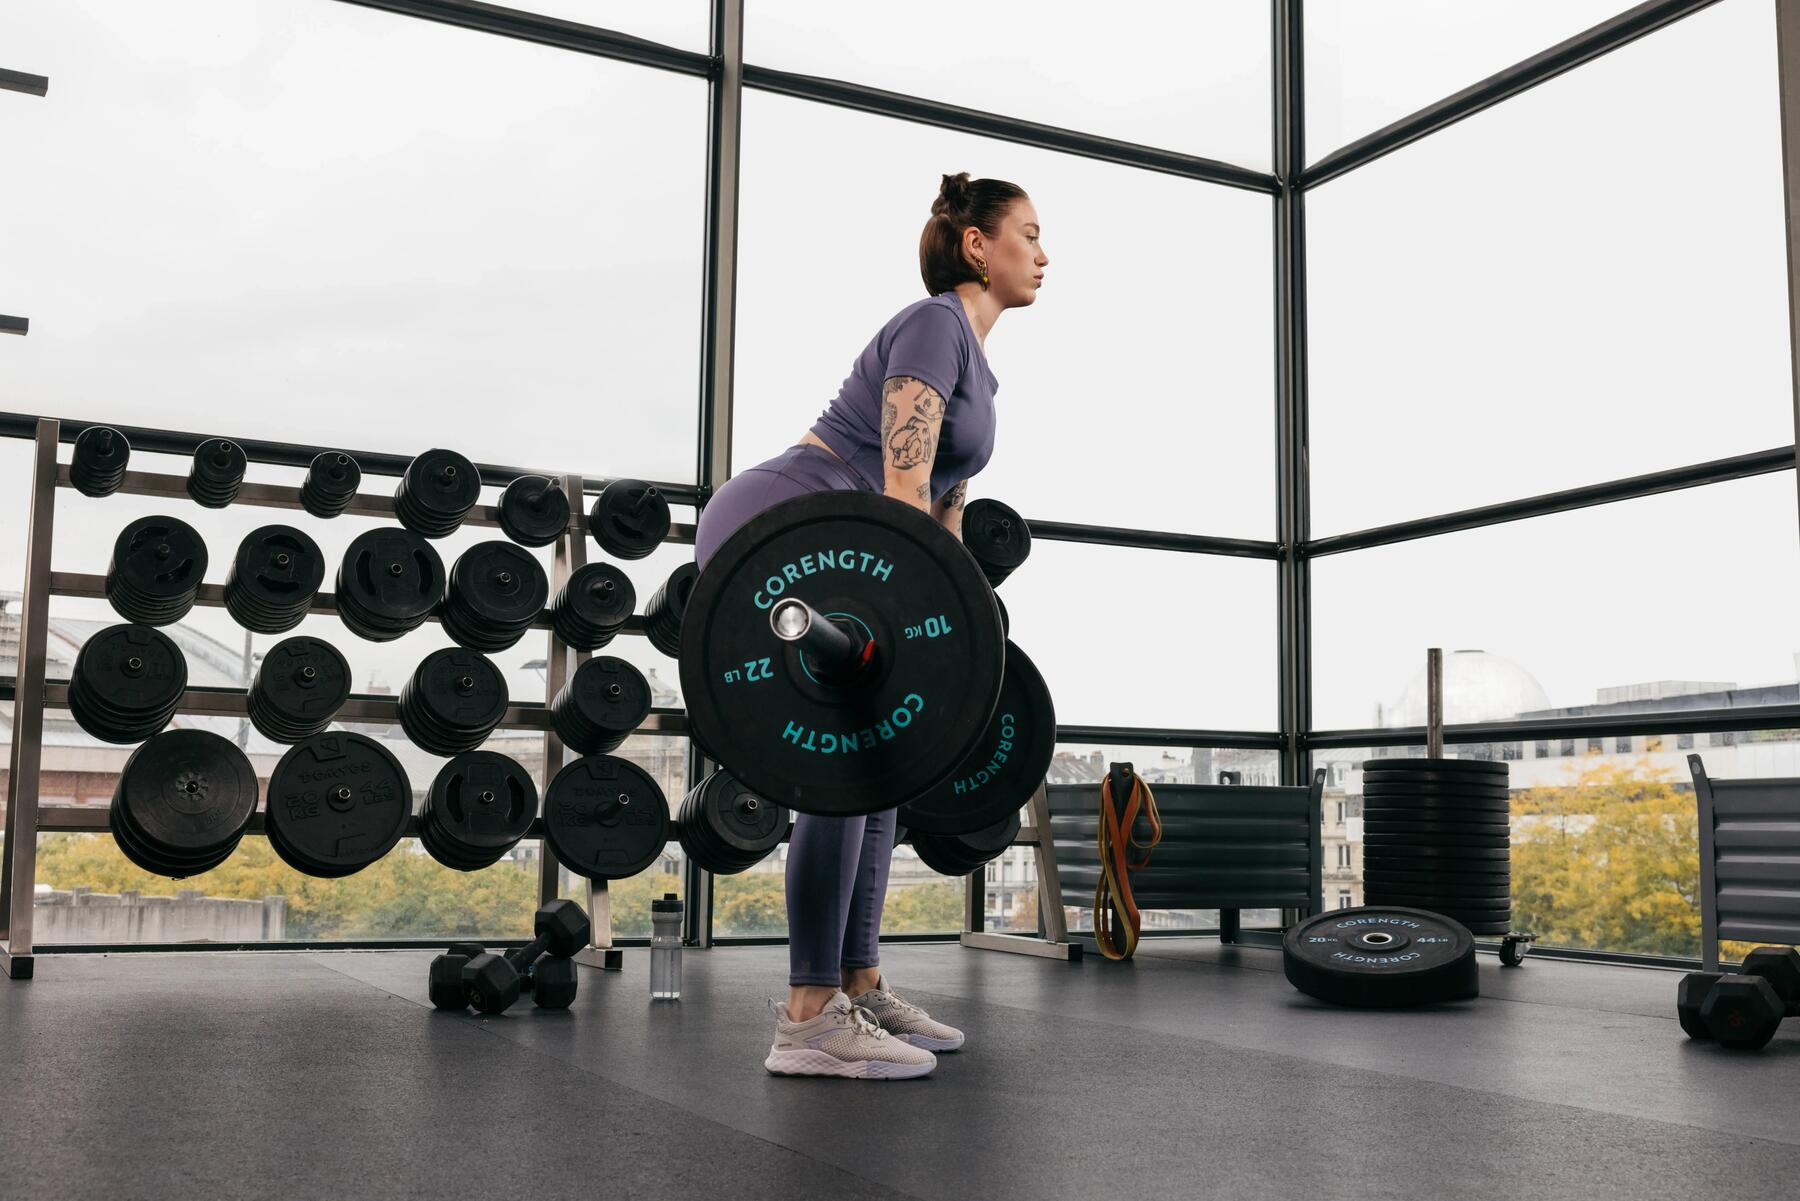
[0,418,60,978]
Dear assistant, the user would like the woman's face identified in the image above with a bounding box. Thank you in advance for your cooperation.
[969,200,1047,308]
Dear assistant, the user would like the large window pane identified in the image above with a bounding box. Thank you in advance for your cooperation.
[1311,474,1800,732]
[0,0,707,482]
[732,90,1274,537]
[1308,0,1789,535]
[1324,730,1799,961]
[1008,541,1274,731]
[1305,0,1644,158]
[745,1,1270,169]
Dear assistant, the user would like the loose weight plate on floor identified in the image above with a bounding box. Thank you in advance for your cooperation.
[678,490,1005,818]
[1282,907,1478,1008]
[899,639,1055,836]
[264,733,412,878]
[542,755,670,881]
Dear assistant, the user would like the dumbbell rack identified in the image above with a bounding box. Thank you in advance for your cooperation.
[0,416,695,980]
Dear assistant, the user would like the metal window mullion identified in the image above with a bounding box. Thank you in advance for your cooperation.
[690,0,744,950]
[1274,0,1312,788]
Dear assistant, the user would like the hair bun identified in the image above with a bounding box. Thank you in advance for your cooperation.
[933,171,973,216]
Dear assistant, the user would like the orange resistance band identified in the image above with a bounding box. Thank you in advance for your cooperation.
[1092,771,1163,961]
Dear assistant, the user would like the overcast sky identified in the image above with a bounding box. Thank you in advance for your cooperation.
[1,0,1794,741]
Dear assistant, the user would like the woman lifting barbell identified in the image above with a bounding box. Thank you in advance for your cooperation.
[691,172,1047,1080]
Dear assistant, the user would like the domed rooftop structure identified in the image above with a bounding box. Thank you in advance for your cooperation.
[1381,649,1551,728]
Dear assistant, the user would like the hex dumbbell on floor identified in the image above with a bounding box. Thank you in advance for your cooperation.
[428,944,488,1010]
[429,939,576,1012]
[1676,946,1800,1050]
[463,900,591,1015]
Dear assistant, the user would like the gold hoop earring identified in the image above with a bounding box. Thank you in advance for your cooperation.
[977,262,989,289]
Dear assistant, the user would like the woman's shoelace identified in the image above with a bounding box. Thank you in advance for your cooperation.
[849,1004,887,1037]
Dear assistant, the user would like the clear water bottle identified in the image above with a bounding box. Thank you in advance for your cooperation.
[650,892,683,1001]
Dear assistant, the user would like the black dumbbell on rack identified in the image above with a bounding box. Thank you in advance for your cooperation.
[1676,946,1800,1050]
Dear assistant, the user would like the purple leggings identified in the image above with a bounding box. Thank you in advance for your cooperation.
[693,443,900,987]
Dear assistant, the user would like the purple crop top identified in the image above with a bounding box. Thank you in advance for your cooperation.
[809,292,999,505]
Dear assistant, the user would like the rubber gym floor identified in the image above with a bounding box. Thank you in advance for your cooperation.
[2,937,1795,1201]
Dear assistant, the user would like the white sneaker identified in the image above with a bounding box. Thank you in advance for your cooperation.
[763,990,938,1080]
[849,975,966,1052]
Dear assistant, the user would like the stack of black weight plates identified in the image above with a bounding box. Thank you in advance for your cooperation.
[1360,757,1512,936]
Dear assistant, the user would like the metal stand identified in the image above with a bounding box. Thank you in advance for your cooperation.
[0,419,59,979]
[958,781,1082,961]
[539,473,624,974]
[2,430,692,980]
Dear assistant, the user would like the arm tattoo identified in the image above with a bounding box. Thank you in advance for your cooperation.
[913,388,945,422]
[883,379,942,471]
[940,479,967,512]
[888,415,937,469]
[915,482,931,504]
